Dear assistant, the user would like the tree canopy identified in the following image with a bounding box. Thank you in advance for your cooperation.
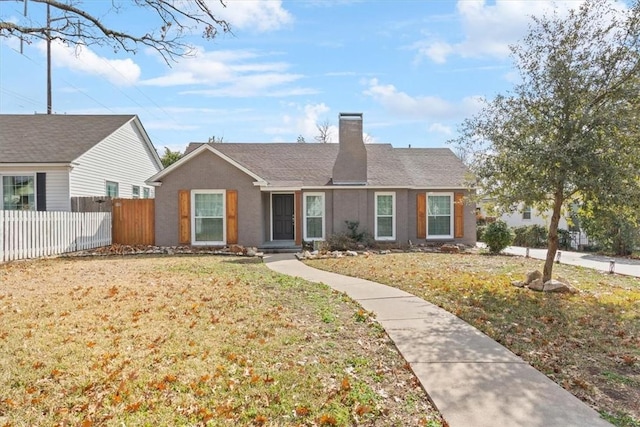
[160,147,182,168]
[451,0,640,281]
[0,0,230,62]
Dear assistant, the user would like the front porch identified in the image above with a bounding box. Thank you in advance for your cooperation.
[258,240,301,253]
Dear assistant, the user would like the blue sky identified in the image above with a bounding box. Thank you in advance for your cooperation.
[0,0,624,154]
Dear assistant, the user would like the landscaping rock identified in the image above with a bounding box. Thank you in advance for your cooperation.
[511,280,526,288]
[525,270,542,285]
[543,279,578,293]
[527,278,545,291]
[440,244,460,254]
[246,247,258,257]
[346,250,358,257]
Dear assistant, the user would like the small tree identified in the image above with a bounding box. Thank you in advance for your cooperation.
[451,0,640,281]
[315,119,332,143]
[160,147,182,168]
[579,203,640,256]
[483,221,514,254]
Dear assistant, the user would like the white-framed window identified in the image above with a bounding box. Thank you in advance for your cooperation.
[106,181,119,198]
[303,192,325,241]
[143,187,150,199]
[375,192,395,240]
[427,192,453,239]
[522,205,532,220]
[191,190,226,245]
[132,185,140,199]
[2,175,35,211]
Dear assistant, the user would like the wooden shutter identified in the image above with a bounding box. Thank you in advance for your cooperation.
[226,190,238,245]
[178,190,190,245]
[454,192,464,238]
[36,173,47,211]
[417,193,426,239]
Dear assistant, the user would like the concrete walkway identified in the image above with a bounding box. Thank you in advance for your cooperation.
[503,246,640,278]
[264,253,612,427]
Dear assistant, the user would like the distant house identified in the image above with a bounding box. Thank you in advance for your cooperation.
[477,200,571,230]
[147,113,476,249]
[0,114,163,211]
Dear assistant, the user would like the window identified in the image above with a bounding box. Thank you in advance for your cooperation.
[143,187,150,199]
[427,193,453,238]
[106,181,119,197]
[304,193,325,240]
[522,206,532,220]
[2,175,35,210]
[192,190,225,245]
[375,192,395,240]
[132,186,140,199]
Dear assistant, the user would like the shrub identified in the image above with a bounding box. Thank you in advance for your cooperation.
[326,220,374,251]
[483,220,514,254]
[558,229,572,250]
[512,224,548,248]
[476,225,487,242]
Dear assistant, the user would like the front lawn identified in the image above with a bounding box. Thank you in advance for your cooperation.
[0,255,442,426]
[306,253,640,427]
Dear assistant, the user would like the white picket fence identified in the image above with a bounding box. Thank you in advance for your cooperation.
[0,210,112,262]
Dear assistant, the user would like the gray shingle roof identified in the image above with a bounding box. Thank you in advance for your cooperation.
[182,142,468,188]
[0,114,136,163]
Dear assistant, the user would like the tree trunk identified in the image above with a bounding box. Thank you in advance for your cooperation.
[543,191,564,282]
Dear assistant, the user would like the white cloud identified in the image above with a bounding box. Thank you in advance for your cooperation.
[363,78,484,120]
[209,0,293,32]
[416,0,588,63]
[37,40,140,86]
[428,123,453,135]
[141,48,313,97]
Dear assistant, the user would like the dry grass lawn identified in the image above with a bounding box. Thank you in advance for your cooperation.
[0,255,443,426]
[307,252,640,427]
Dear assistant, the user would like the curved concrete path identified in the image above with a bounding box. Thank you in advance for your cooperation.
[264,253,612,427]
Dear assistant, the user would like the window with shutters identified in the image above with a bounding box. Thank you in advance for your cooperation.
[427,192,453,239]
[191,190,226,245]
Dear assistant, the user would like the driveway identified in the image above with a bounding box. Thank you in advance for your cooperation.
[502,246,640,278]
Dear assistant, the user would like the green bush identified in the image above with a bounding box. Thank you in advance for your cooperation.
[512,224,548,248]
[558,229,572,250]
[477,225,487,242]
[483,220,514,254]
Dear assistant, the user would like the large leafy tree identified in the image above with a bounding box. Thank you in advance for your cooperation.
[0,0,230,62]
[452,0,640,281]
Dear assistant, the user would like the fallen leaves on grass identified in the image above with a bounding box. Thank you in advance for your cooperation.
[0,256,443,426]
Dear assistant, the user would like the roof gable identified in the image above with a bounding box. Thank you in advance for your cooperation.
[0,114,140,164]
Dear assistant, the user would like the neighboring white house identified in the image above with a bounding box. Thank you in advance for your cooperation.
[477,199,572,229]
[0,114,163,211]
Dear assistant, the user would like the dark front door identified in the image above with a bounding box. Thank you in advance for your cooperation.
[272,194,294,240]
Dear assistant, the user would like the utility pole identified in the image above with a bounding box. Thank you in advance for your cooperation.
[46,1,52,114]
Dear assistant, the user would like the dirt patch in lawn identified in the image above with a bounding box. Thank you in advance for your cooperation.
[307,253,640,427]
[0,255,443,426]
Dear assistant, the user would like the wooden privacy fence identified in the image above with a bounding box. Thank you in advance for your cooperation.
[0,210,112,262]
[112,198,155,246]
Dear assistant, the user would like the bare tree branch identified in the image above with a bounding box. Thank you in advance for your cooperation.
[0,0,232,63]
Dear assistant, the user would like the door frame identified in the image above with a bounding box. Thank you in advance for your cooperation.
[270,192,296,241]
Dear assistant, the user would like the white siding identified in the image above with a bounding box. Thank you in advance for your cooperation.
[0,166,71,211]
[69,119,161,198]
[498,206,569,230]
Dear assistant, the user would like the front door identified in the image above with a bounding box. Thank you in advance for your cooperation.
[272,194,294,240]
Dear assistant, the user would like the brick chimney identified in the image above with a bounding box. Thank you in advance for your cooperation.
[332,113,367,185]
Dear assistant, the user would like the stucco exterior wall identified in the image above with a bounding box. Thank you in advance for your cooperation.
[154,150,263,247]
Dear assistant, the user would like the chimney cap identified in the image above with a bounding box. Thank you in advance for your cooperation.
[339,112,363,120]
